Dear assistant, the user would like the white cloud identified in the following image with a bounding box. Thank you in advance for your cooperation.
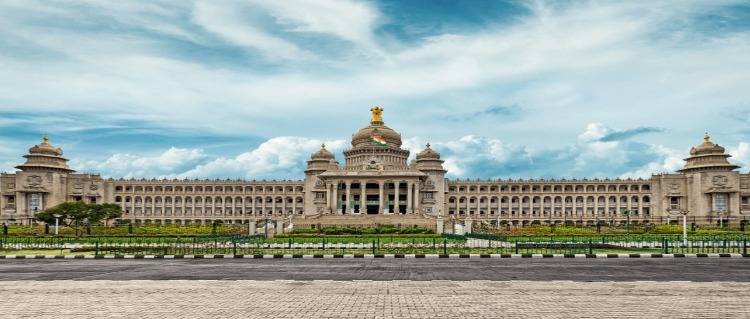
[24,122,749,181]
[251,0,382,53]
[619,144,685,178]
[729,142,750,169]
[578,123,611,143]
[0,0,749,174]
[178,137,347,180]
[433,123,688,180]
[74,147,208,178]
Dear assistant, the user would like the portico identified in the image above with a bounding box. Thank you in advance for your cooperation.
[317,174,426,215]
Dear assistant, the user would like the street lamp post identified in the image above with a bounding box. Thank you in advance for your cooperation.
[718,211,725,228]
[680,210,689,247]
[622,209,635,244]
[30,207,38,227]
[53,214,62,235]
[548,212,551,226]
[264,218,269,238]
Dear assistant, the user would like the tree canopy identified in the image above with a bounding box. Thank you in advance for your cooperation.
[35,202,123,228]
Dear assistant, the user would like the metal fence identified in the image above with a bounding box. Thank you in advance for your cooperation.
[0,235,747,255]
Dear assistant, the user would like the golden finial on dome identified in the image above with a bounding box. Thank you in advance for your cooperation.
[42,134,49,144]
[704,132,710,143]
[321,143,326,149]
[426,143,431,148]
[370,106,383,124]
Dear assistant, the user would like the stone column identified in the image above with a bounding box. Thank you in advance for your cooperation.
[605,198,610,220]
[615,197,621,222]
[465,216,472,234]
[360,182,366,214]
[172,197,178,222]
[332,181,339,214]
[261,196,266,218]
[582,199,587,222]
[276,216,284,234]
[638,196,643,218]
[406,182,413,214]
[394,181,400,214]
[436,215,444,234]
[378,181,385,214]
[325,183,331,214]
[487,197,491,217]
[38,193,44,212]
[345,181,352,214]
[140,195,145,220]
[414,181,420,215]
[130,196,136,222]
[248,219,256,235]
[594,197,599,221]
[292,197,297,217]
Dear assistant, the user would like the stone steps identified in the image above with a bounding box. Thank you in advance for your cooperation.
[294,214,435,226]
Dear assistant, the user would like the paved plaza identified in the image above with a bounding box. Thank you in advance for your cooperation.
[1,259,748,318]
[2,280,750,318]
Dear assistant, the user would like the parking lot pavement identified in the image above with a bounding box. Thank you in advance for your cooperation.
[1,280,749,318]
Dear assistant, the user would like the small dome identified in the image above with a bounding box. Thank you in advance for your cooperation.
[16,134,75,173]
[311,144,335,160]
[416,143,440,160]
[28,135,63,156]
[678,133,740,174]
[690,133,725,155]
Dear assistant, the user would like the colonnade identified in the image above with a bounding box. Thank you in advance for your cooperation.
[118,195,305,220]
[447,195,652,219]
[325,180,421,214]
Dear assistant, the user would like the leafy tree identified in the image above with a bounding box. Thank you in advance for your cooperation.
[35,202,123,238]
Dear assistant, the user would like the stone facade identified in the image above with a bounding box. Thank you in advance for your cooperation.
[1,111,749,226]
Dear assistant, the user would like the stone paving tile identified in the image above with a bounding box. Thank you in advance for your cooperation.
[1,280,749,318]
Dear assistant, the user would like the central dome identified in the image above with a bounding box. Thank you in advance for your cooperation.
[351,107,402,148]
[351,124,402,148]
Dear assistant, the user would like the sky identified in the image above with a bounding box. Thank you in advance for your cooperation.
[1,0,750,181]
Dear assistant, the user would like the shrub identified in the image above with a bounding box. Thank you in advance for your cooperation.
[399,227,435,234]
[290,228,318,234]
[650,224,683,234]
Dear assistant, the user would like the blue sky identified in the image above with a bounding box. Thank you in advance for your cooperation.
[1,0,750,181]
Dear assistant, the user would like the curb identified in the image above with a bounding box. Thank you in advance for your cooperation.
[0,254,748,259]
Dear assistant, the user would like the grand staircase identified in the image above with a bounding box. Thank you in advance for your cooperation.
[293,214,437,227]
